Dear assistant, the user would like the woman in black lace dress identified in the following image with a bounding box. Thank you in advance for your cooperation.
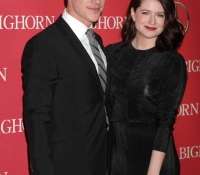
[106,0,187,175]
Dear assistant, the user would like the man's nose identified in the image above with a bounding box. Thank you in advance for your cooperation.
[92,0,101,4]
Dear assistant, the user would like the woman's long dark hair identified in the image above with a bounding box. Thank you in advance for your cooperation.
[64,0,68,7]
[122,0,184,51]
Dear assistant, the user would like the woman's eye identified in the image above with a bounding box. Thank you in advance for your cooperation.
[157,14,165,18]
[142,11,149,15]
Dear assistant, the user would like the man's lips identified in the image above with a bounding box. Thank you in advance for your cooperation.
[145,26,157,31]
[88,7,100,12]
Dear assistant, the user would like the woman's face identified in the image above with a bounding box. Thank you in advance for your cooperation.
[131,0,165,40]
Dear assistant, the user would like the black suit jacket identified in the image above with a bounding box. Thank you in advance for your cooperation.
[22,16,110,175]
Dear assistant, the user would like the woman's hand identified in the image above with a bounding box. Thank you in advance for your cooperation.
[147,150,165,175]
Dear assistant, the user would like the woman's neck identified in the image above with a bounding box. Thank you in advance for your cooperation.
[132,35,156,50]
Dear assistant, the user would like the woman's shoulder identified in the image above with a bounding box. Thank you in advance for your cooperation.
[105,42,127,67]
[154,50,186,66]
[155,50,187,76]
[160,50,185,61]
[105,41,126,55]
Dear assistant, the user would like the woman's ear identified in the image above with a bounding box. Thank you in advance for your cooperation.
[131,7,135,22]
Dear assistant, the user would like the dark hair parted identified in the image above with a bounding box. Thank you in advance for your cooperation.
[122,0,184,51]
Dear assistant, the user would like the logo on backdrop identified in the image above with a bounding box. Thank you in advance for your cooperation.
[0,15,55,30]
[175,2,190,34]
[95,16,127,29]
[179,145,200,159]
[178,103,199,116]
[0,68,7,81]
[0,118,24,134]
[185,60,200,72]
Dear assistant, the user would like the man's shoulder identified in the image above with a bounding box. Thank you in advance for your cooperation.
[28,16,65,42]
[25,19,65,49]
[34,22,58,39]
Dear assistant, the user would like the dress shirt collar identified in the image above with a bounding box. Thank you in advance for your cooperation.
[62,9,92,40]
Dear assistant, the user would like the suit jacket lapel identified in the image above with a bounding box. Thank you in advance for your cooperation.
[55,16,103,94]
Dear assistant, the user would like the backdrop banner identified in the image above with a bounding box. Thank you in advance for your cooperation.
[0,0,199,175]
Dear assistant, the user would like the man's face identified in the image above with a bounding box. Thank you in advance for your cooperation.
[67,0,106,27]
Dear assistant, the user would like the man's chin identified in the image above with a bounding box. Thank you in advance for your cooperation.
[88,15,101,23]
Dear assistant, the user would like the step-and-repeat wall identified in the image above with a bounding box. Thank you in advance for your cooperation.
[0,0,199,175]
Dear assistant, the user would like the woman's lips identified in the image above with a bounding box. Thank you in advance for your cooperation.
[145,26,157,31]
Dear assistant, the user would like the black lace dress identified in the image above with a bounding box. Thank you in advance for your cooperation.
[106,42,187,175]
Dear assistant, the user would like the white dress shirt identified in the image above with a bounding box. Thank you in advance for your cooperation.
[62,9,107,73]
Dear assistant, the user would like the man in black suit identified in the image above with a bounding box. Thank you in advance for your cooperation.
[22,0,110,174]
